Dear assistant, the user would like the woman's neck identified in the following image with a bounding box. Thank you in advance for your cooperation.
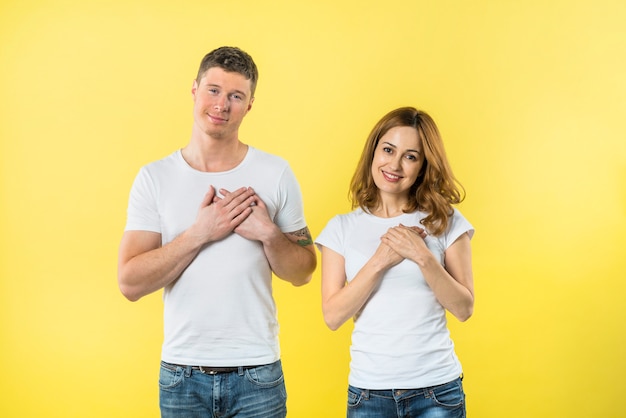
[370,195,409,218]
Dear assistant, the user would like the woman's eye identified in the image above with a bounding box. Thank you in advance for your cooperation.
[383,147,392,153]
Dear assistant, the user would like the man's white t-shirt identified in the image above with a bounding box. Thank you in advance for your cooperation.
[125,147,307,366]
[316,208,474,389]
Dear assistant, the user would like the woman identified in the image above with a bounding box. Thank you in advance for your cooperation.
[316,107,474,417]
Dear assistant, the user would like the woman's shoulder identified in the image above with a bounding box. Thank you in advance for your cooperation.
[322,208,366,229]
[446,207,475,240]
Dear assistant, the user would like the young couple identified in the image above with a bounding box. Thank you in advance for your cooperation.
[118,46,474,418]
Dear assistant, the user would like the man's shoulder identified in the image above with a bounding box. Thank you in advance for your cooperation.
[130,151,183,186]
[140,150,181,171]
[246,146,292,173]
[248,146,288,164]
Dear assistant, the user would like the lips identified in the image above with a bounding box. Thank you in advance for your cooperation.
[381,170,403,182]
[208,113,228,124]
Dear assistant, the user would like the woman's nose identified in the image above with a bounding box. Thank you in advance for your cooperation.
[389,155,402,170]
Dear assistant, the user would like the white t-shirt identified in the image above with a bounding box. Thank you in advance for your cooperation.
[125,147,307,366]
[316,208,474,389]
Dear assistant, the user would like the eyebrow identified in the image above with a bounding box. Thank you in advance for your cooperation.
[382,141,421,154]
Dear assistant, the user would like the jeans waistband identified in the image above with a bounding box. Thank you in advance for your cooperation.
[161,361,262,375]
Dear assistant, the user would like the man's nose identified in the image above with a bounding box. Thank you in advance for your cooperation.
[214,95,229,111]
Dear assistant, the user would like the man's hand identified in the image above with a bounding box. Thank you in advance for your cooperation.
[217,187,316,286]
[218,187,276,243]
[189,186,257,244]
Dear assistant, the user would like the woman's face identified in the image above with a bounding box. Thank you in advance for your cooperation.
[371,126,424,199]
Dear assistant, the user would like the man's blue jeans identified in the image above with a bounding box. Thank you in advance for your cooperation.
[159,360,287,418]
[347,376,465,418]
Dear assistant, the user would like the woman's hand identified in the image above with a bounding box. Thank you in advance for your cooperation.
[380,224,429,263]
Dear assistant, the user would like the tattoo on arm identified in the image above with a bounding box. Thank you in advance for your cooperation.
[288,227,313,246]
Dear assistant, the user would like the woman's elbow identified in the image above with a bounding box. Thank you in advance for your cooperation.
[453,304,474,322]
[322,309,344,331]
[325,319,342,331]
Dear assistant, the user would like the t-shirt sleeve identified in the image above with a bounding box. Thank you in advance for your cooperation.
[315,215,344,255]
[443,208,474,250]
[124,167,161,233]
[273,164,307,233]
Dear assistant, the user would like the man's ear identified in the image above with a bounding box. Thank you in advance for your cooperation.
[191,79,198,98]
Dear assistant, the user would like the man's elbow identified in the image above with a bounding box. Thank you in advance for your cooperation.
[290,253,317,286]
[118,274,143,302]
[119,285,141,302]
[291,274,313,287]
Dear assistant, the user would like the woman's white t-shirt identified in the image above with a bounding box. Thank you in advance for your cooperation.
[316,208,474,389]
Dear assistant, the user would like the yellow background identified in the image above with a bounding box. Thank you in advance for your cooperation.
[1,0,625,417]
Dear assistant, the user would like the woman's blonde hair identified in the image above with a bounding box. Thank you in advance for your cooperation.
[349,107,465,236]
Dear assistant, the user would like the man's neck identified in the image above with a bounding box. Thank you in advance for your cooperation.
[182,134,248,173]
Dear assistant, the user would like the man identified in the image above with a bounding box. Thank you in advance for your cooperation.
[118,46,316,418]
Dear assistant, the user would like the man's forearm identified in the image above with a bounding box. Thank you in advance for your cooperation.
[118,230,206,301]
[262,229,317,286]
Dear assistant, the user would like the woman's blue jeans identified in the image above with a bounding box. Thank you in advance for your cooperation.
[159,360,287,418]
[347,376,465,418]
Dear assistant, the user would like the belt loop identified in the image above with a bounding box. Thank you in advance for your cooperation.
[238,366,245,376]
[184,366,192,378]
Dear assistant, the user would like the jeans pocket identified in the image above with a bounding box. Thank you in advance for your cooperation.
[347,386,364,408]
[159,363,185,390]
[430,378,465,409]
[245,361,284,388]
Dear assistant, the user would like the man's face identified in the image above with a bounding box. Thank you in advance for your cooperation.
[191,67,254,140]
